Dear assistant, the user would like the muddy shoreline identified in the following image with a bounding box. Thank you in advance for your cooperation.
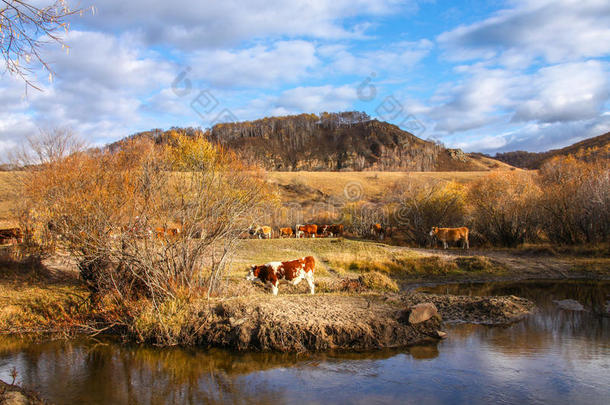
[163,291,535,352]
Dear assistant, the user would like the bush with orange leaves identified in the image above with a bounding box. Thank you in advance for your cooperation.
[537,157,609,245]
[389,180,467,246]
[467,171,541,247]
[15,131,267,308]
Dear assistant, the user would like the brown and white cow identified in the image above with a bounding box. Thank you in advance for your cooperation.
[246,256,315,295]
[296,224,317,238]
[316,224,330,237]
[250,225,273,239]
[429,226,469,249]
[279,227,294,238]
[327,224,344,237]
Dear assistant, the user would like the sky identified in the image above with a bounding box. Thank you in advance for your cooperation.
[1,0,610,157]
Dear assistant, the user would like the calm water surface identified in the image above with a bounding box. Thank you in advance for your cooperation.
[1,280,608,404]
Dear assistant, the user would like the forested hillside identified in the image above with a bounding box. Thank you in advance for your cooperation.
[494,132,610,169]
[111,112,511,172]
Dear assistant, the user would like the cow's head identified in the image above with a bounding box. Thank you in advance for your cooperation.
[246,264,261,281]
[429,227,438,236]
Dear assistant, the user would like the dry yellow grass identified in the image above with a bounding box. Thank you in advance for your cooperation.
[267,170,520,200]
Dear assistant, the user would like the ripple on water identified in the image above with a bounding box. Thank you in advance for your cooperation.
[0,280,608,404]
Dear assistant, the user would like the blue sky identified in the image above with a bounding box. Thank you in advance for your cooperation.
[1,0,610,156]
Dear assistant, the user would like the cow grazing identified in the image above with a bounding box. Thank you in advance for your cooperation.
[296,224,317,238]
[279,227,294,238]
[246,256,316,295]
[316,225,330,237]
[250,225,273,239]
[0,228,23,244]
[371,223,385,240]
[429,226,469,249]
[327,224,344,237]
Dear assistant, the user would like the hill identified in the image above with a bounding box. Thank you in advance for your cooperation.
[112,112,512,172]
[494,132,610,169]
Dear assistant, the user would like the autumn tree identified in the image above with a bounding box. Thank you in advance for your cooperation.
[17,131,267,310]
[468,171,541,247]
[0,0,92,89]
[537,157,609,245]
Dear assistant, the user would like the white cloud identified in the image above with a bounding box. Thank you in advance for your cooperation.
[438,0,610,66]
[188,41,318,87]
[512,61,610,123]
[78,0,412,48]
[321,40,434,76]
[0,30,176,149]
[428,61,610,134]
[275,85,358,113]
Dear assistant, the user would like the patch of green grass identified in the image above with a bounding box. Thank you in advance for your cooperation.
[229,238,423,278]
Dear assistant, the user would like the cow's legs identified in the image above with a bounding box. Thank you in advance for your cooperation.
[443,241,448,249]
[271,283,279,296]
[464,238,470,249]
[306,273,315,295]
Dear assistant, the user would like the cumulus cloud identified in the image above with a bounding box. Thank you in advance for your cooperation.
[438,0,610,66]
[77,0,412,48]
[0,30,176,150]
[428,61,610,134]
[512,61,610,123]
[274,85,358,113]
[453,114,610,153]
[188,41,318,87]
[321,39,434,76]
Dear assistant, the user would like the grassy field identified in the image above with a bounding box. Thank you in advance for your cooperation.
[228,238,506,282]
[267,170,518,200]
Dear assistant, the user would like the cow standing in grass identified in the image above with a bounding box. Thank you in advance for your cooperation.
[246,256,316,295]
[429,227,469,249]
[327,224,344,237]
[250,225,273,239]
[296,224,317,238]
[279,227,294,238]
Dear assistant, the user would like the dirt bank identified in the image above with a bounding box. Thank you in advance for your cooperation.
[182,292,534,352]
[397,293,535,325]
[198,295,442,352]
[0,379,45,405]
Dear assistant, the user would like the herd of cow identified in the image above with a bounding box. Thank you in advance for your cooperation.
[245,226,469,295]
[0,223,470,296]
[249,223,351,239]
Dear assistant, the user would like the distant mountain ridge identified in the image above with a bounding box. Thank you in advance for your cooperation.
[493,132,610,169]
[112,112,512,172]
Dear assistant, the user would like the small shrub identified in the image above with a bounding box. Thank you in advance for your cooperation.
[358,271,399,292]
[389,180,467,246]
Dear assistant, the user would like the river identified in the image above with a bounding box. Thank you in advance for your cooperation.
[1,280,608,404]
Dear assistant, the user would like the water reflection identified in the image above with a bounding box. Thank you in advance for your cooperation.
[0,280,608,404]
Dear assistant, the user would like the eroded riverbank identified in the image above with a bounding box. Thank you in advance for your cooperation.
[1,279,608,405]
